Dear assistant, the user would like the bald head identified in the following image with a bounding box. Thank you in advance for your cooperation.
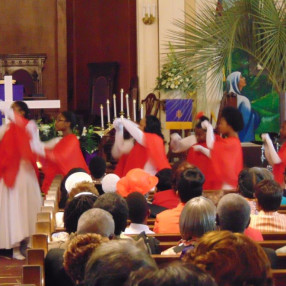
[217,194,250,233]
[77,208,115,237]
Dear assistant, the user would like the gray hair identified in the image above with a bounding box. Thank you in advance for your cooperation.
[84,240,157,286]
[179,196,216,240]
[77,208,115,237]
[217,193,250,233]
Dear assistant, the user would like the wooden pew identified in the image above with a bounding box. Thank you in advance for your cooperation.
[272,269,286,286]
[152,254,180,265]
[22,265,42,286]
[31,234,48,255]
[262,232,286,240]
[127,233,181,242]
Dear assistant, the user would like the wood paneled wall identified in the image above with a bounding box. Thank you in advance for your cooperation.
[0,0,67,110]
[67,0,137,112]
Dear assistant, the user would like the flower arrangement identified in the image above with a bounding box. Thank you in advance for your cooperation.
[155,44,194,94]
[37,120,101,154]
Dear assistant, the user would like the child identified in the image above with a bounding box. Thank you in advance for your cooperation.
[202,106,244,190]
[171,114,220,190]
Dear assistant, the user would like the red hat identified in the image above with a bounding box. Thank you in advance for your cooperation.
[195,111,204,120]
[116,168,158,197]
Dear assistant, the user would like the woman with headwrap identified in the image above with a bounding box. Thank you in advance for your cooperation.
[219,71,260,142]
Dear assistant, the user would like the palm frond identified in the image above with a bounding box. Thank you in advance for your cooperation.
[167,0,286,104]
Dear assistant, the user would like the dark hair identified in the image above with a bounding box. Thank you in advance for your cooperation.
[126,261,217,286]
[238,168,273,199]
[89,156,106,179]
[177,167,205,203]
[126,192,149,224]
[255,179,283,211]
[144,115,164,140]
[59,168,88,208]
[14,101,30,119]
[155,168,173,191]
[64,194,97,234]
[221,106,244,132]
[61,111,83,135]
[84,240,157,286]
[195,116,210,129]
[93,193,129,235]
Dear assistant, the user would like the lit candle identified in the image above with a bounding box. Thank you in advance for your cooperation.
[106,99,110,123]
[133,99,136,122]
[113,94,117,118]
[142,5,146,18]
[152,4,155,17]
[140,104,144,119]
[126,94,130,118]
[147,4,150,16]
[100,104,104,130]
[120,88,124,112]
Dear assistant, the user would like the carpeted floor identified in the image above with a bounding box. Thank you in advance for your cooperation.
[0,249,24,286]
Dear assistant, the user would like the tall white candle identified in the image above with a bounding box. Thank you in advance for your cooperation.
[133,99,136,122]
[126,94,130,118]
[152,4,156,17]
[120,88,124,112]
[113,94,117,118]
[100,104,104,129]
[140,104,144,119]
[147,4,150,16]
[106,99,110,123]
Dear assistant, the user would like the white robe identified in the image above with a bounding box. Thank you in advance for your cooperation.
[0,124,42,249]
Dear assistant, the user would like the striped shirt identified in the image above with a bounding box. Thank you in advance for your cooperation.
[250,210,286,232]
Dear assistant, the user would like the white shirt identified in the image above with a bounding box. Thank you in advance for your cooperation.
[123,223,154,235]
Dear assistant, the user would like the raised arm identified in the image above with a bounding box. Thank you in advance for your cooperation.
[111,119,134,159]
[201,120,215,149]
[262,133,281,165]
[120,118,144,146]
[170,133,197,153]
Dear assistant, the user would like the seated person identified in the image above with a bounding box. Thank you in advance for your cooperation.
[63,233,109,285]
[183,231,272,286]
[45,208,114,286]
[237,167,273,214]
[101,173,120,193]
[126,261,216,286]
[152,168,179,209]
[58,169,95,208]
[93,193,129,238]
[217,193,263,241]
[50,193,97,249]
[84,240,157,286]
[153,167,205,234]
[216,194,278,268]
[250,179,286,232]
[89,156,106,195]
[161,196,216,256]
[124,192,154,235]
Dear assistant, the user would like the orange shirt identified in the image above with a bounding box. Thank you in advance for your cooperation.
[153,203,185,234]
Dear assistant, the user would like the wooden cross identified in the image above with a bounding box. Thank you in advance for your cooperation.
[0,75,61,123]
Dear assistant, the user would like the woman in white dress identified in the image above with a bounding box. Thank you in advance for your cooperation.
[0,101,42,260]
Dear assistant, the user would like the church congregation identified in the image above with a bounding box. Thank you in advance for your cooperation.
[1,0,286,285]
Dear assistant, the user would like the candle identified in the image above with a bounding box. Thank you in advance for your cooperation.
[133,99,136,122]
[142,5,146,18]
[126,94,130,118]
[147,4,150,16]
[152,4,155,17]
[113,94,117,118]
[106,99,110,123]
[100,104,104,129]
[120,88,124,112]
[140,104,144,119]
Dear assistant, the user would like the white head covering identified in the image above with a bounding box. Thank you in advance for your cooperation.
[65,172,93,193]
[226,71,242,95]
[101,174,120,193]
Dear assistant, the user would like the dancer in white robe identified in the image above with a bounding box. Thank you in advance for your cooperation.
[0,101,42,259]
